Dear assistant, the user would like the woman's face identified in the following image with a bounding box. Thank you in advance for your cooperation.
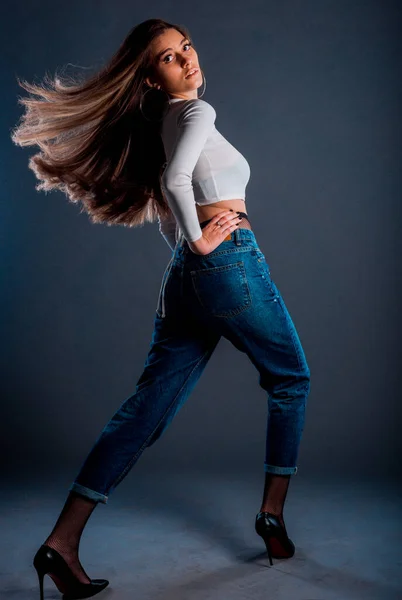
[147,28,202,100]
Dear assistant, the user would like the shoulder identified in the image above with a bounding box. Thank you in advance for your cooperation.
[175,98,216,127]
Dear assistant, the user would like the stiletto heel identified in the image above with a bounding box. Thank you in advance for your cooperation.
[36,568,45,600]
[255,511,295,566]
[264,538,273,566]
[33,544,109,599]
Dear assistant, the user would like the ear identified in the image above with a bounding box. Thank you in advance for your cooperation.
[144,76,157,89]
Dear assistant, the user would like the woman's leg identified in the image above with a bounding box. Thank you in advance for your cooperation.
[186,240,310,526]
[69,312,221,503]
[225,276,310,524]
[44,493,97,584]
[42,305,221,580]
[259,473,291,529]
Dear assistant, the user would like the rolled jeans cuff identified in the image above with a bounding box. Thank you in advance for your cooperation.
[264,464,298,475]
[68,482,109,504]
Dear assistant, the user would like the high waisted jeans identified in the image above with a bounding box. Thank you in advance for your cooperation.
[69,226,311,504]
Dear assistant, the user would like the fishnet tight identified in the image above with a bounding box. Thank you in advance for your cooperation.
[44,491,97,585]
[42,473,291,584]
[259,473,291,534]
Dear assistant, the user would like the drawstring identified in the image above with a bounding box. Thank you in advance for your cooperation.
[158,232,183,318]
[160,259,174,317]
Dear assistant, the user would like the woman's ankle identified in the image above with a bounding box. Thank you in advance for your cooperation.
[44,535,78,556]
[258,508,285,528]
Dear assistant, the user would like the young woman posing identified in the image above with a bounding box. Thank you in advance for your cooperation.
[12,18,310,599]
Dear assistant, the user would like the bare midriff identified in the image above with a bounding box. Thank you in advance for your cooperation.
[196,199,252,231]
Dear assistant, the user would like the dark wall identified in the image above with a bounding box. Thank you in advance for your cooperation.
[2,1,401,479]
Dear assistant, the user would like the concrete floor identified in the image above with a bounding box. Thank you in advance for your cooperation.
[1,470,401,600]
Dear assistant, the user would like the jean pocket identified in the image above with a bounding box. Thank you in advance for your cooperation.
[190,261,252,318]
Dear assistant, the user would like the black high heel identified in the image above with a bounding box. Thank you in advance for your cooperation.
[255,511,295,566]
[33,544,109,600]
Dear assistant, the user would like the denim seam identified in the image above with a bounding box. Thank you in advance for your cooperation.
[254,255,309,377]
[255,253,277,300]
[275,297,308,374]
[106,347,211,494]
[189,246,253,260]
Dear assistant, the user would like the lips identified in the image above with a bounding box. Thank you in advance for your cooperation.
[185,68,199,78]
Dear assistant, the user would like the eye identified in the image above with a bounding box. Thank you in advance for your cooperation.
[163,41,192,63]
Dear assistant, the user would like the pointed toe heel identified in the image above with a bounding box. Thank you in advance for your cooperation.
[255,511,295,566]
[33,544,109,600]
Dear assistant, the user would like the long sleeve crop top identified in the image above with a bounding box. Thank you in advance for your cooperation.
[159,97,251,248]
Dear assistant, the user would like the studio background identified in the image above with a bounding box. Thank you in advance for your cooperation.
[2,0,401,488]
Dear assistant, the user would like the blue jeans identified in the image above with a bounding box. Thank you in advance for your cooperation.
[69,227,311,504]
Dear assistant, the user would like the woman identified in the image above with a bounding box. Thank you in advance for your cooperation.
[12,18,310,599]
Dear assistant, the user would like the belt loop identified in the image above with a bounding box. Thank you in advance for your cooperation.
[234,227,241,246]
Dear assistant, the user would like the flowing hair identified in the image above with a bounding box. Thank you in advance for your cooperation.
[10,18,193,228]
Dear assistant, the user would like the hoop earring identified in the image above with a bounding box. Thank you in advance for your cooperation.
[139,86,170,122]
[139,69,207,122]
[197,69,207,98]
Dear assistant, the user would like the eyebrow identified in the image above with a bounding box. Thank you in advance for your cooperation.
[156,37,187,61]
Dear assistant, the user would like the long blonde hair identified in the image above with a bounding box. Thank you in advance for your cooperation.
[10,18,193,228]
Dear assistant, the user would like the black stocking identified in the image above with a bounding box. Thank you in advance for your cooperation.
[44,491,98,584]
[260,473,291,532]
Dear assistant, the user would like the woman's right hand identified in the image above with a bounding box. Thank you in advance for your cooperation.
[188,210,243,255]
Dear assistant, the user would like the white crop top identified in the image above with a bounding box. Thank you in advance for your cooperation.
[158,98,250,249]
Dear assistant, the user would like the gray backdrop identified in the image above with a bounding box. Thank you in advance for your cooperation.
[2,1,401,482]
